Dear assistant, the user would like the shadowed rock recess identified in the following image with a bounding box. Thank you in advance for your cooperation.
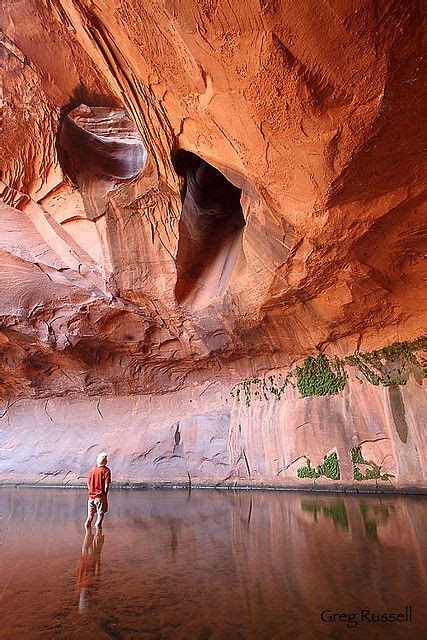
[174,150,245,305]
[1,0,425,491]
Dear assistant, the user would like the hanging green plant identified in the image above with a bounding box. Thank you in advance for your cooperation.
[346,337,426,386]
[229,336,426,404]
[230,371,294,407]
[297,452,341,480]
[350,445,394,481]
[296,354,347,397]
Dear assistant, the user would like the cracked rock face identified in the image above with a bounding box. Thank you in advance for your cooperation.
[1,1,425,488]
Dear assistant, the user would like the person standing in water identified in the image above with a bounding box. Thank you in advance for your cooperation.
[85,452,111,529]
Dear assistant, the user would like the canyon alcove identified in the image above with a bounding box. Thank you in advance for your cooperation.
[1,0,425,493]
[1,1,426,638]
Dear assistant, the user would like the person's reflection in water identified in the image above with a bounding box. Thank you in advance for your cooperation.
[76,528,105,613]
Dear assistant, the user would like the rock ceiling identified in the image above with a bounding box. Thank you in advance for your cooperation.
[1,0,425,399]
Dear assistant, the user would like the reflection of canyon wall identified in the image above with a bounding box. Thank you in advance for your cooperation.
[1,489,426,639]
[1,1,426,487]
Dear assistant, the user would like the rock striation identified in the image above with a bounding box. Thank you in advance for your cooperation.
[1,1,426,489]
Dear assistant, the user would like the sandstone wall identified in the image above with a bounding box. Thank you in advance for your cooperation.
[1,369,425,491]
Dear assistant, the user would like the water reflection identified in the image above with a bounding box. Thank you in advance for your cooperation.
[359,502,396,541]
[300,498,399,538]
[76,528,104,612]
[0,488,425,639]
[301,499,349,529]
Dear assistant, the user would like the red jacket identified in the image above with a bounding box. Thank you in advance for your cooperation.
[88,466,111,498]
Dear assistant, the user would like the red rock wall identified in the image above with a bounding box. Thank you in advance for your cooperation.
[1,1,425,489]
[1,370,425,490]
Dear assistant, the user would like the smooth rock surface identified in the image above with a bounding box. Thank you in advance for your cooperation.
[1,371,425,490]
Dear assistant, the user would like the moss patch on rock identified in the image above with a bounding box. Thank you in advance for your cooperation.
[230,372,294,407]
[350,444,394,482]
[297,451,341,480]
[296,354,347,397]
[346,337,426,386]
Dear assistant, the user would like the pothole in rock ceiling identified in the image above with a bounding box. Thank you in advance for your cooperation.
[173,150,246,306]
[58,104,147,185]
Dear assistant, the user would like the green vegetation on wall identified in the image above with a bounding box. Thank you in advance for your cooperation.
[297,452,341,480]
[296,354,347,397]
[346,337,426,386]
[230,372,294,407]
[230,336,426,404]
[350,445,395,482]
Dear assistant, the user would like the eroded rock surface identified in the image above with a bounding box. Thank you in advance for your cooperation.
[1,1,425,488]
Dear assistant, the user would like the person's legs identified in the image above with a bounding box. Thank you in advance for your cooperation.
[94,513,104,528]
[85,498,96,527]
[94,496,108,529]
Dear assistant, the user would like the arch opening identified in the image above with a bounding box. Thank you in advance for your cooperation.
[58,104,147,185]
[173,150,246,306]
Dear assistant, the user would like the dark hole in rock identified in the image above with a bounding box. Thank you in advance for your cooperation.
[58,104,147,185]
[388,384,408,443]
[173,150,246,305]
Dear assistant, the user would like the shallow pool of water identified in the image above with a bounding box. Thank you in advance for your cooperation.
[0,488,425,639]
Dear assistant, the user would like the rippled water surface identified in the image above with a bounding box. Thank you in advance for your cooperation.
[1,488,426,639]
